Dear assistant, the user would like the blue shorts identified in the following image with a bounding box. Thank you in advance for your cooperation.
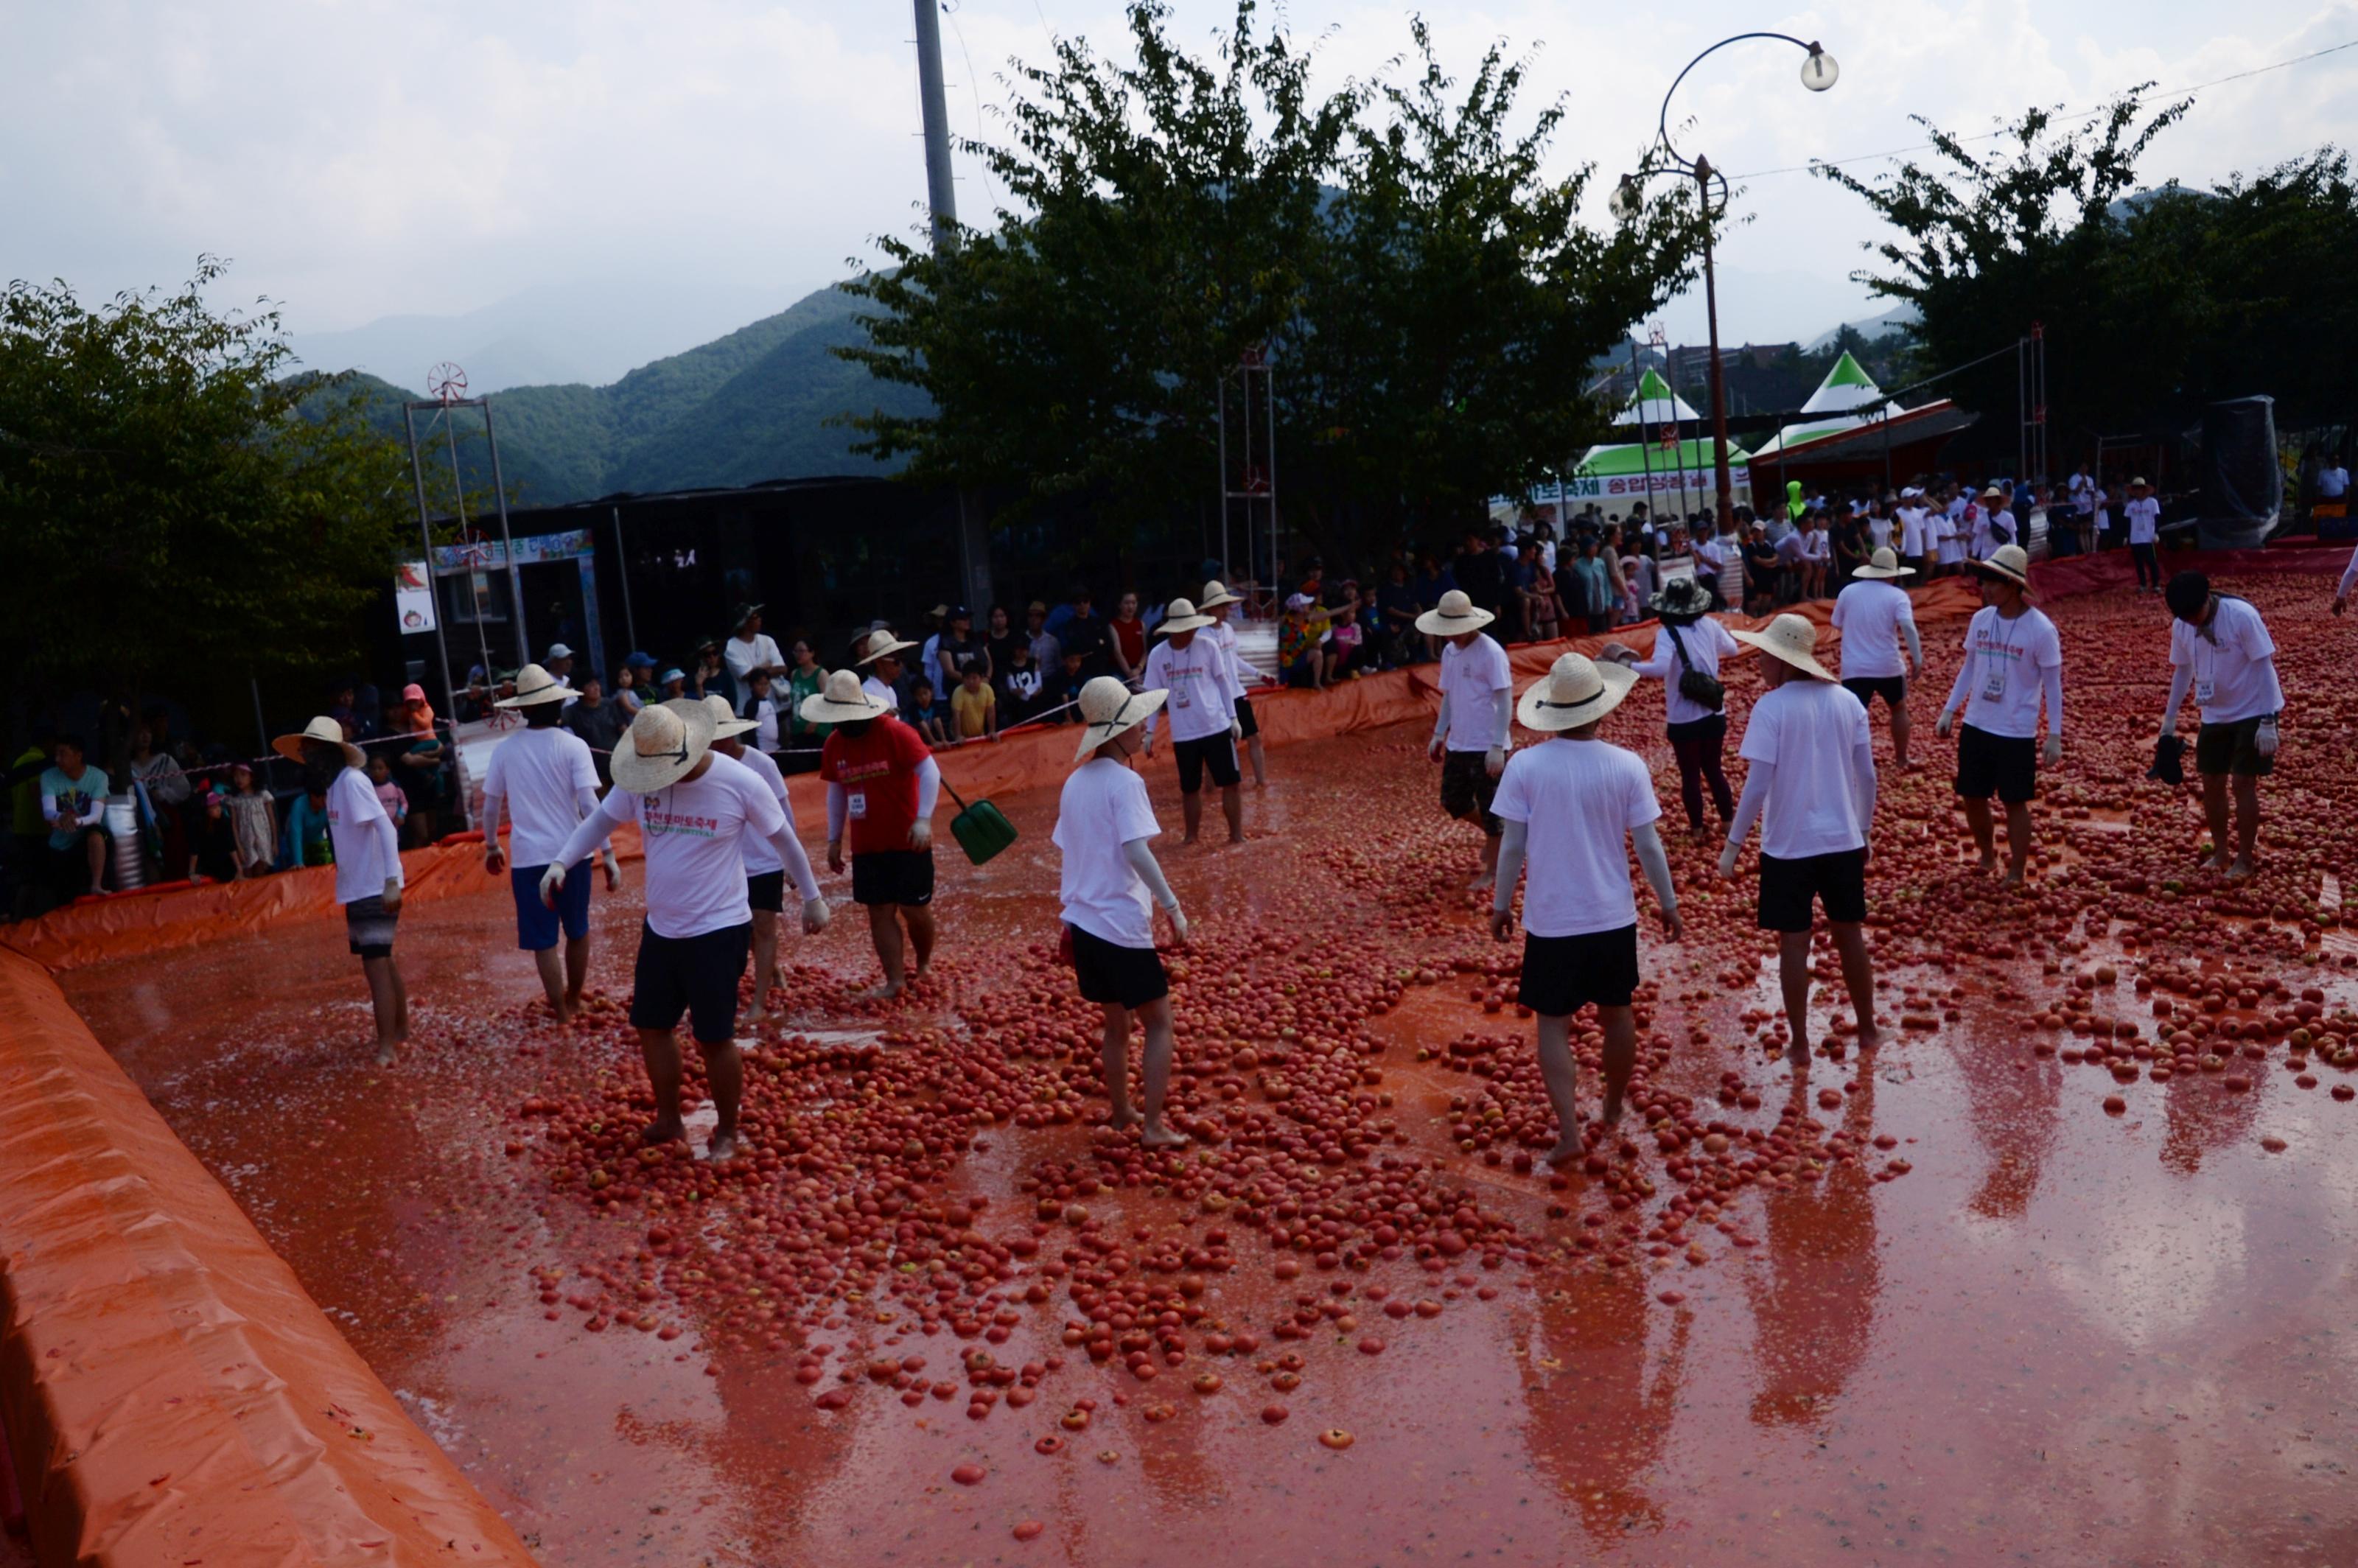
[514,862,590,951]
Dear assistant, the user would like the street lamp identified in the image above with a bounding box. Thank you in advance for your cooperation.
[1612,33,1837,537]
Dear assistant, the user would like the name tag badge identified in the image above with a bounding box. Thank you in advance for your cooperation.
[1174,689,1192,708]
[2196,679,2215,704]
[1981,665,2007,701]
[848,791,868,820]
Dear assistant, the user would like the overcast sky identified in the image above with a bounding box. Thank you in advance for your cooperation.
[8,0,2356,360]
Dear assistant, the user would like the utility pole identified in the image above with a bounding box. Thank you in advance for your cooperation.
[912,0,995,612]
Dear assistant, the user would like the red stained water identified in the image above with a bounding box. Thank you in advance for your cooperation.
[60,578,2358,1565]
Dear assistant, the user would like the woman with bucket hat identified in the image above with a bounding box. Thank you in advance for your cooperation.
[1934,544,2063,886]
[273,715,408,1065]
[702,696,825,1022]
[481,664,622,1024]
[1831,547,1924,769]
[1599,576,1739,839]
[1718,615,1883,1061]
[1056,676,1189,1147]
[1200,579,1269,787]
[1490,654,1681,1149]
[1141,597,1245,845]
[541,699,830,1161]
[805,669,944,999]
[1418,589,1514,890]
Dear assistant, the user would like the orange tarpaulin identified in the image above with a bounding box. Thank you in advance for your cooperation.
[0,948,539,1568]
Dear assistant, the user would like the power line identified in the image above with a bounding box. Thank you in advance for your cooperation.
[1728,35,2358,180]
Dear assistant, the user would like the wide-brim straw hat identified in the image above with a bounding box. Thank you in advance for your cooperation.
[495,662,574,708]
[1974,542,2033,590]
[2130,476,2150,488]
[800,668,891,725]
[1516,653,1639,732]
[1415,589,1494,636]
[1072,676,1168,763]
[609,699,716,794]
[272,715,364,769]
[1731,613,1837,682]
[1851,546,1915,581]
[1155,596,1216,636]
[1646,575,1714,622]
[857,630,917,666]
[700,693,758,740]
[1198,579,1243,610]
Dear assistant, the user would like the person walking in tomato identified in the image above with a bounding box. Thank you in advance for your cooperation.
[804,670,943,998]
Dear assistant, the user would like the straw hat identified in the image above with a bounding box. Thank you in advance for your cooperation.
[495,662,574,708]
[800,668,891,726]
[1980,486,2004,501]
[1975,542,2032,590]
[1731,613,1836,682]
[857,630,917,666]
[1646,575,1714,622]
[2130,475,2149,489]
[1198,579,1243,610]
[1071,675,1168,763]
[1154,596,1216,636]
[1516,653,1639,732]
[272,715,363,769]
[609,700,716,794]
[1414,589,1495,636]
[699,693,758,740]
[1850,546,1915,581]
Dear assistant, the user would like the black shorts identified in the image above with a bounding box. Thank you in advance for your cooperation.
[1955,723,2037,803]
[746,869,786,914]
[1519,924,1640,1017]
[1068,923,1169,1009]
[851,848,935,907]
[1440,749,1502,836]
[344,892,399,959]
[630,921,751,1043]
[1757,849,1868,933]
[1842,675,1908,709]
[1233,696,1259,740]
[2195,715,2276,778]
[1172,732,1242,793]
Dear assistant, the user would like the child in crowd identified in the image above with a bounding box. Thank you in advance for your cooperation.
[367,755,407,831]
[1000,641,1043,722]
[908,679,948,746]
[741,667,783,753]
[952,665,997,740]
[1042,648,1090,721]
[225,762,279,878]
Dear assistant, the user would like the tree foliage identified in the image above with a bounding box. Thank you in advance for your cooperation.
[1,258,413,693]
[1822,91,2358,449]
[839,1,1699,566]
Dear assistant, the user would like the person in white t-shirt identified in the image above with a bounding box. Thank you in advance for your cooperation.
[724,603,787,708]
[1418,590,1514,889]
[1936,545,2064,885]
[1057,677,1190,1148]
[702,696,823,1025]
[2123,478,2163,592]
[1867,505,1895,556]
[482,664,621,1024]
[1931,498,1964,575]
[273,715,408,1065]
[1717,616,1882,1060]
[1141,597,1245,844]
[543,700,830,1161]
[1490,654,1681,1149]
[1796,514,1831,600]
[1831,547,1924,769]
[1598,575,1737,836]
[2159,571,2282,879]
[1897,500,1929,578]
[1199,580,1268,787]
[856,629,914,713]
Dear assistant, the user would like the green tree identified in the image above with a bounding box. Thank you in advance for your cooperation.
[1,259,414,695]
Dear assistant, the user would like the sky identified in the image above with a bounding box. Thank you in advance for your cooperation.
[7,0,2357,371]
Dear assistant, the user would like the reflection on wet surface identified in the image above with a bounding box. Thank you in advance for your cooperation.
[59,581,2358,1564]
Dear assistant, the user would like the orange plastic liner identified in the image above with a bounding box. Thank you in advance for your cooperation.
[0,948,539,1568]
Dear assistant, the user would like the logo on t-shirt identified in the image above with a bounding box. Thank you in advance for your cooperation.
[643,807,721,839]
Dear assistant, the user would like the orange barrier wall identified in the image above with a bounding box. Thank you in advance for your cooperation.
[0,948,539,1568]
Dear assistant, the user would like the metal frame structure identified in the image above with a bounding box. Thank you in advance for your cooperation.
[2018,321,2049,489]
[1217,349,1279,615]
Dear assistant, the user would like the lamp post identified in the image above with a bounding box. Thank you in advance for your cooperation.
[1610,34,1837,538]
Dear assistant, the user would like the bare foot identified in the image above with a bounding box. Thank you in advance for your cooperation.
[707,1130,738,1163]
[1108,1106,1139,1130]
[1600,1096,1625,1127]
[1182,833,1200,846]
[858,979,904,1001]
[1785,1037,1811,1067]
[374,1043,397,1067]
[2002,864,2027,888]
[1543,1137,1585,1168]
[1140,1124,1189,1149]
[2226,857,2256,880]
[1466,869,1496,893]
[1227,830,1246,844]
[1853,1023,1883,1053]
[641,1116,687,1147]
[1976,850,1999,875]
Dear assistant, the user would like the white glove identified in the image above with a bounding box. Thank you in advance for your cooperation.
[379,875,403,915]
[1229,718,1242,741]
[599,847,623,891]
[801,896,830,936]
[2256,717,2280,757]
[1427,736,1446,763]
[539,862,567,910]
[909,817,933,851]
[1484,746,1505,779]
[1935,710,1955,739]
[1718,844,1740,881]
[1163,904,1189,948]
[2042,735,2063,767]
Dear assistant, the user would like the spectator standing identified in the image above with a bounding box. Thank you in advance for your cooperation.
[907,680,949,746]
[725,603,787,707]
[367,756,407,833]
[2160,571,2281,879]
[659,667,689,702]
[1040,648,1090,719]
[936,606,990,689]
[1377,561,1421,664]
[1025,601,1062,672]
[388,684,449,847]
[999,642,1044,723]
[564,673,626,784]
[855,629,917,713]
[1058,588,1113,677]
[273,716,407,1064]
[738,668,783,755]
[1599,577,1738,838]
[808,670,945,998]
[2124,478,2163,593]
[224,762,278,878]
[951,665,998,740]
[483,665,620,1024]
[1141,597,1244,845]
[1831,547,1923,769]
[1108,592,1148,685]
[1451,529,1503,622]
[1278,593,1329,688]
[1419,590,1513,890]
[984,605,1023,680]
[39,735,111,897]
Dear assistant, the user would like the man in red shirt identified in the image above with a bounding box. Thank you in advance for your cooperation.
[805,669,944,998]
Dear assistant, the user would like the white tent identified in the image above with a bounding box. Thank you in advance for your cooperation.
[1752,351,1906,459]
[1612,367,1701,427]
